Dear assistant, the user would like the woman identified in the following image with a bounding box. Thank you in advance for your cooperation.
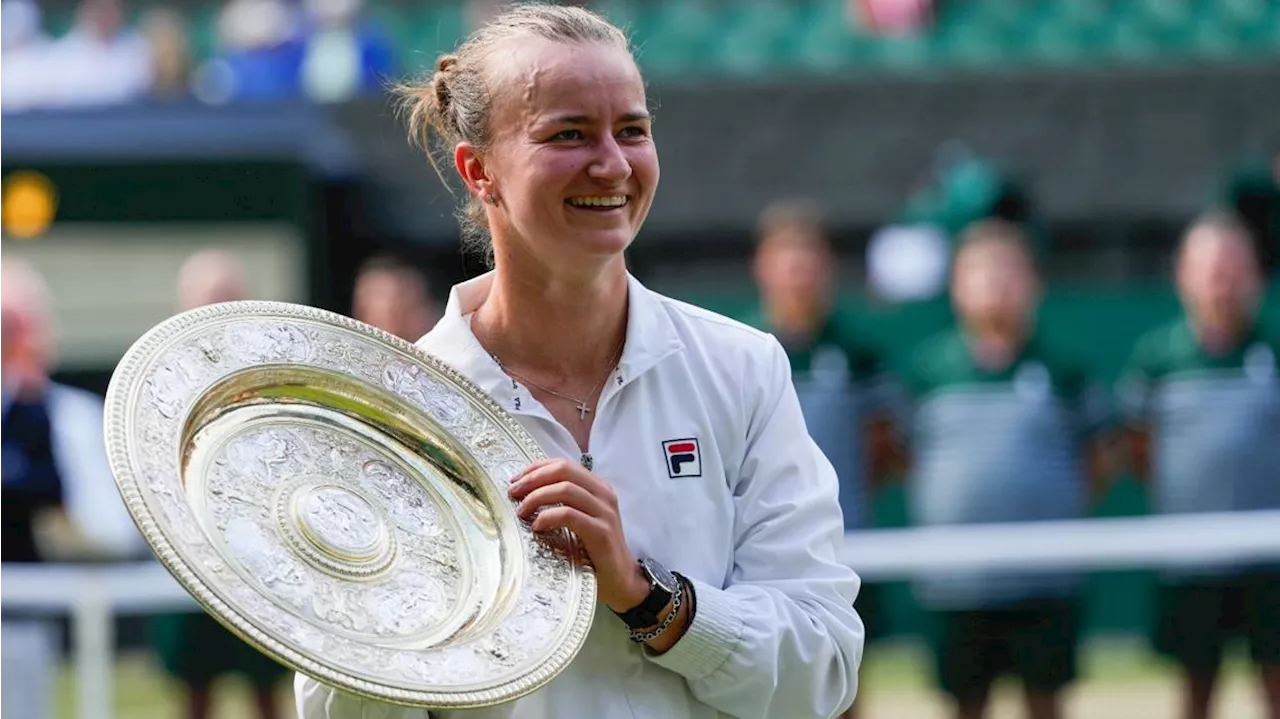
[296,5,863,718]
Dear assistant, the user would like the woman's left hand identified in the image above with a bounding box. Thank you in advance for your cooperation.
[508,458,650,613]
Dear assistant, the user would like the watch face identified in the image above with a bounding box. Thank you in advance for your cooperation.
[641,558,677,594]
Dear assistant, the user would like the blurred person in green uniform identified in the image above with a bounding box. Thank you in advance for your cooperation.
[744,200,898,719]
[1118,211,1280,719]
[150,248,289,719]
[897,220,1112,719]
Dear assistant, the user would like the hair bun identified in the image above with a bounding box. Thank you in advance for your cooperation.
[434,54,458,77]
[431,54,458,110]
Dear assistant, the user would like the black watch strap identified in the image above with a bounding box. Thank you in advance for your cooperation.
[615,559,676,629]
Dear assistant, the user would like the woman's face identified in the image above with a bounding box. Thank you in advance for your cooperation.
[462,38,659,269]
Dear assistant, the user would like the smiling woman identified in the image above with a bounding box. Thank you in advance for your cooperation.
[296,4,865,719]
[396,6,655,268]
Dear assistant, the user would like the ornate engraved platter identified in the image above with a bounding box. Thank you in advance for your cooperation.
[104,301,596,708]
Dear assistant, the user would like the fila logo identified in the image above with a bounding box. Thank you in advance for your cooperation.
[663,438,701,478]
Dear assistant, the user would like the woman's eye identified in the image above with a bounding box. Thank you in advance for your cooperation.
[551,129,584,141]
[618,126,647,139]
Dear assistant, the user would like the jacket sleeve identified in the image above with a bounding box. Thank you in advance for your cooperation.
[295,674,430,719]
[648,337,865,719]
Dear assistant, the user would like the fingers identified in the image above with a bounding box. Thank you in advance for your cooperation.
[529,505,606,543]
[510,458,559,483]
[515,481,609,522]
[509,458,613,504]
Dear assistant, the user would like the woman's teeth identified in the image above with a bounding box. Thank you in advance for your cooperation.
[568,196,628,208]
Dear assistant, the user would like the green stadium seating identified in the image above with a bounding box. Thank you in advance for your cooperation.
[630,0,719,80]
[791,0,862,74]
[37,0,1280,91]
[713,0,803,77]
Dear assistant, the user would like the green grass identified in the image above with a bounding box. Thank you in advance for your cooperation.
[55,653,295,719]
[56,639,1264,719]
[863,636,1256,689]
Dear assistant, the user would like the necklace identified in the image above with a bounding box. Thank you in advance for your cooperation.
[490,337,625,420]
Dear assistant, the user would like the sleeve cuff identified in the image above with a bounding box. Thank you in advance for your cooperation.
[647,576,743,681]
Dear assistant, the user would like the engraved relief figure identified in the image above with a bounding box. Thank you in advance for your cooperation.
[224,428,310,485]
[300,488,381,553]
[145,353,203,419]
[383,361,470,427]
[361,460,442,538]
[224,517,312,610]
[228,321,314,364]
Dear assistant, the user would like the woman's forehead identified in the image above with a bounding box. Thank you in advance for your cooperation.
[491,39,645,121]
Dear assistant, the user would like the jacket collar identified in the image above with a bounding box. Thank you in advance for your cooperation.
[415,271,683,404]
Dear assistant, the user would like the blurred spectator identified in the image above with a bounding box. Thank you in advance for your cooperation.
[300,0,396,103]
[142,5,193,100]
[194,0,304,104]
[150,248,289,719]
[1117,211,1280,719]
[351,254,441,341]
[851,0,934,37]
[897,220,1111,719]
[2,259,144,719]
[1,0,53,113]
[1218,147,1280,277]
[44,0,152,109]
[742,199,897,718]
[467,0,588,30]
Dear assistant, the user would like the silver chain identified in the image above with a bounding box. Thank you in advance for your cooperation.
[628,579,685,644]
[490,337,624,420]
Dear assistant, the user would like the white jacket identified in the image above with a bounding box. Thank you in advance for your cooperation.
[296,273,864,719]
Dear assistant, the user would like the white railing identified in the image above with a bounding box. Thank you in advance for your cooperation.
[5,510,1280,719]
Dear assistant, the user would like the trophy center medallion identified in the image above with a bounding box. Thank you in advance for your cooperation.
[297,485,383,561]
[277,482,396,577]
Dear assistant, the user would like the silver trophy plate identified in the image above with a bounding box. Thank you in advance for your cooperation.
[104,301,596,708]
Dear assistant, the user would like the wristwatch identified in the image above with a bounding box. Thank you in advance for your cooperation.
[614,557,677,630]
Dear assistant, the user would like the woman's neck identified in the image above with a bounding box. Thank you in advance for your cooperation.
[473,254,629,382]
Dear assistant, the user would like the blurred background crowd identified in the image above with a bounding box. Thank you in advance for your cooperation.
[3,1,1280,718]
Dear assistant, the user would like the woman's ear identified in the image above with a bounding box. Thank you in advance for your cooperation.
[455,142,492,202]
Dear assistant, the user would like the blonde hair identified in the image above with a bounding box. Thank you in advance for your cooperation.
[394,3,630,260]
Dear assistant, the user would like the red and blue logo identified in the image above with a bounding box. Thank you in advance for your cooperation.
[662,438,701,478]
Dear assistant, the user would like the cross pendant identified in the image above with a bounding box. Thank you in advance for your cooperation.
[575,401,591,420]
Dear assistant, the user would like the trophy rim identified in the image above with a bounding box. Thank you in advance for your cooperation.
[104,300,597,708]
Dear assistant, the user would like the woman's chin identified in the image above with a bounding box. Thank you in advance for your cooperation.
[568,228,636,258]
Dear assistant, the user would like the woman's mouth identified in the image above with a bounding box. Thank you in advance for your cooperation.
[566,195,629,211]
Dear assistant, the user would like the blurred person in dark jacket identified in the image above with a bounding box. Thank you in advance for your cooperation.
[149,248,289,719]
[1118,210,1280,719]
[2,259,144,719]
[897,220,1112,719]
[351,254,441,342]
[742,199,897,719]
